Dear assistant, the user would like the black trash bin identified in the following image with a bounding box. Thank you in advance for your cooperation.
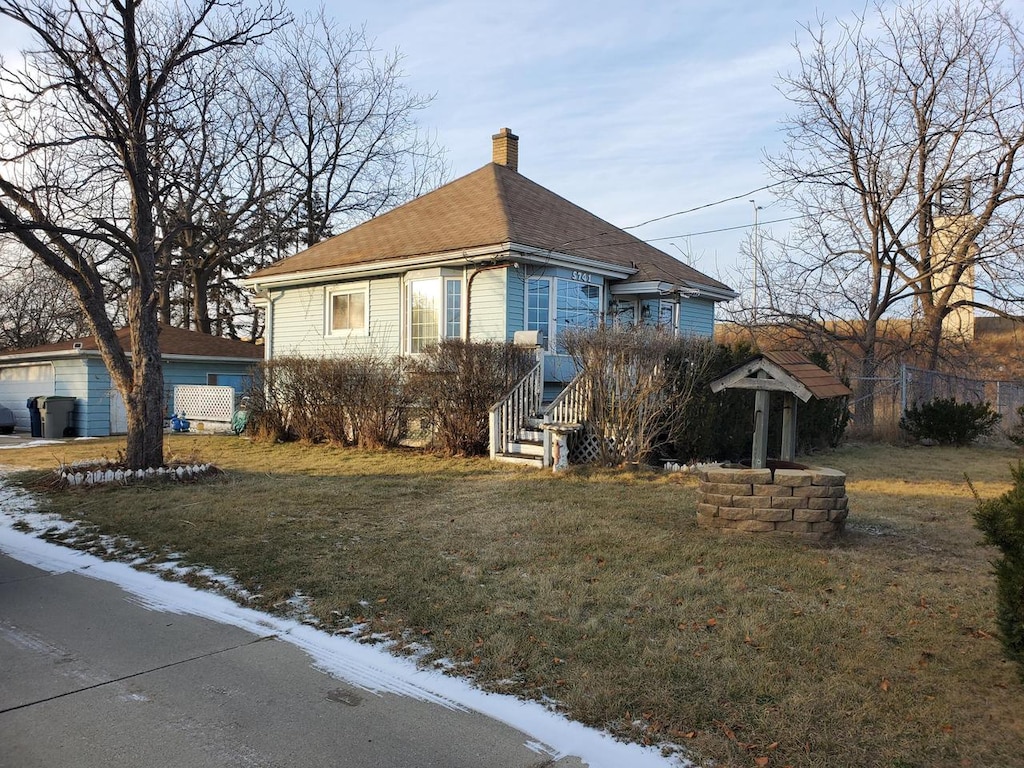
[27,397,43,438]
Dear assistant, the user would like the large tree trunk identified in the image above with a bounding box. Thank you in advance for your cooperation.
[852,351,877,436]
[120,1,165,470]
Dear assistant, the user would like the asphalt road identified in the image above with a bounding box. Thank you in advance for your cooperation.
[0,552,582,768]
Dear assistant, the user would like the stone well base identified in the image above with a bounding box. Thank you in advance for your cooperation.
[696,465,848,541]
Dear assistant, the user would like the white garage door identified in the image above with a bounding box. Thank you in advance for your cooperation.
[0,364,56,432]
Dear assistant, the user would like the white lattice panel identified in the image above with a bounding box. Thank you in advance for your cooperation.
[173,385,235,422]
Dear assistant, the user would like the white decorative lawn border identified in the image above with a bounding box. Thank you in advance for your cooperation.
[57,459,218,486]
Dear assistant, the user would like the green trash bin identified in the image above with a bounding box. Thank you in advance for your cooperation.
[40,396,76,438]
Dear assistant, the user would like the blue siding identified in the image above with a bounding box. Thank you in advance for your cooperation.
[468,268,507,341]
[505,267,525,341]
[679,298,716,336]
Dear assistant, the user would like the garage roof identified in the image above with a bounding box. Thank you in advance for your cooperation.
[0,324,264,363]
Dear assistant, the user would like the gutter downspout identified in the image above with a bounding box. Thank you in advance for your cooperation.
[465,261,513,341]
[258,290,282,360]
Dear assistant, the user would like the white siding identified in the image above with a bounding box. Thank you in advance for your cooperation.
[271,277,402,357]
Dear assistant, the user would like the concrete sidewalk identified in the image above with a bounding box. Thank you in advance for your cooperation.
[0,553,579,768]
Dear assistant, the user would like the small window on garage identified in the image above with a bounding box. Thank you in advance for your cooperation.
[207,373,252,394]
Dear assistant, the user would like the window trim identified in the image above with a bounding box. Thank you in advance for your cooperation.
[525,275,553,350]
[525,275,603,351]
[326,283,369,337]
[405,274,465,353]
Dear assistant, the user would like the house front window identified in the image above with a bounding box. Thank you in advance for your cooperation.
[328,286,368,335]
[408,277,463,353]
[446,279,462,338]
[555,280,601,351]
[526,277,551,345]
[527,276,602,351]
[609,299,636,326]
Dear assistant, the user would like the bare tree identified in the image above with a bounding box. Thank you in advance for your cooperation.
[0,0,285,468]
[259,11,447,249]
[148,10,446,339]
[760,0,1024,430]
[561,325,718,466]
[0,243,88,350]
[152,46,288,337]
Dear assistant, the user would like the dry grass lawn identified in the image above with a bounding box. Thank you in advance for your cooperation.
[3,436,1023,767]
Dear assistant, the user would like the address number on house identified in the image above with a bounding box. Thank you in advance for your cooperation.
[571,271,595,283]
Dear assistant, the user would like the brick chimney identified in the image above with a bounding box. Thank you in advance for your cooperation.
[492,128,519,172]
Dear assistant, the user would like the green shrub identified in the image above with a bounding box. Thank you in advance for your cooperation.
[1008,405,1024,447]
[973,462,1024,681]
[899,398,1000,446]
[664,343,849,463]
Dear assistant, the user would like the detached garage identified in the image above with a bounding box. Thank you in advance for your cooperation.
[0,364,55,431]
[0,324,264,437]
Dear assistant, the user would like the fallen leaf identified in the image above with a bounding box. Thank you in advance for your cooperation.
[880,678,891,692]
[755,757,770,767]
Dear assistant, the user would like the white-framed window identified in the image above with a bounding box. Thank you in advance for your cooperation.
[327,284,368,336]
[608,299,636,326]
[640,298,677,331]
[526,276,602,351]
[526,276,551,346]
[407,276,464,353]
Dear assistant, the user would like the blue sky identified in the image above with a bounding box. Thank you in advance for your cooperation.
[351,0,874,286]
[0,0,879,287]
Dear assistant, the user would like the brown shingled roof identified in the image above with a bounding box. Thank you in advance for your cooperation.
[249,163,732,294]
[710,350,852,401]
[0,324,264,361]
[761,351,853,400]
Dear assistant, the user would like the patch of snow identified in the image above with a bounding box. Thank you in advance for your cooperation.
[0,480,691,767]
[0,439,65,450]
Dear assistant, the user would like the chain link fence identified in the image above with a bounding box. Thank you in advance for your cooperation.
[847,365,1024,440]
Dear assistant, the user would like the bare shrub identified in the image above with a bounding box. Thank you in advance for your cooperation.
[334,356,407,449]
[408,340,534,456]
[246,355,407,447]
[561,325,718,466]
[245,359,295,442]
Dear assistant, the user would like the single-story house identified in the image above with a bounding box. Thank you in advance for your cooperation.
[0,324,263,436]
[244,128,737,380]
[244,129,737,465]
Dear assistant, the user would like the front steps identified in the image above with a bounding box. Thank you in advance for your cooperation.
[493,421,545,467]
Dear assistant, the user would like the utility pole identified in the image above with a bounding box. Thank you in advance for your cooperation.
[748,200,762,318]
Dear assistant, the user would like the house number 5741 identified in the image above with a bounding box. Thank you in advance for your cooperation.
[571,271,592,283]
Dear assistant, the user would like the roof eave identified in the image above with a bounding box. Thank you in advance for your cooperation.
[1,349,262,364]
[0,348,90,363]
[681,281,740,302]
[508,244,636,279]
[245,244,513,292]
[244,241,639,293]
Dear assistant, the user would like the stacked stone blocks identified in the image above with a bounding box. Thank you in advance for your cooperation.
[696,465,848,541]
